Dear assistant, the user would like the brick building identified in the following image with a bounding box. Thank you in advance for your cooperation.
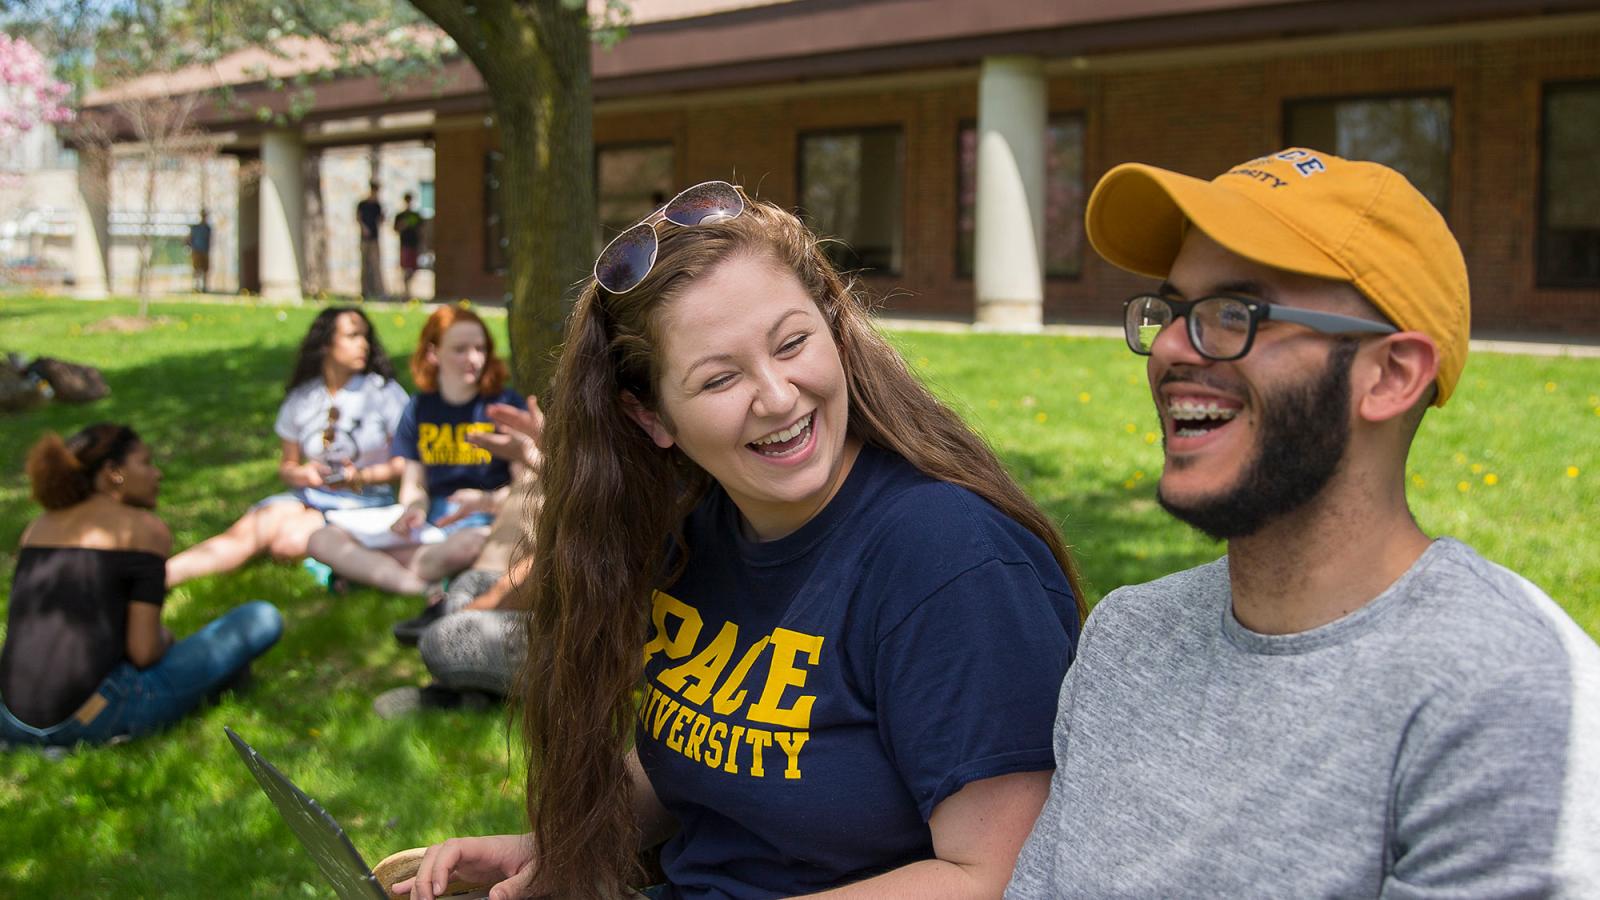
[78,0,1600,336]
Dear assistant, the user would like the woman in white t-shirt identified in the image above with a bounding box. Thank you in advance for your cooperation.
[166,308,410,586]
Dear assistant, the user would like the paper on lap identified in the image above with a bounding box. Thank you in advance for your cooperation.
[324,504,446,549]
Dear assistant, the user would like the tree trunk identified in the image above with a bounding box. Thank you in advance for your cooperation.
[409,0,595,395]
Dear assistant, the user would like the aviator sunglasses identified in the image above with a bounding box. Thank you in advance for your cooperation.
[592,181,746,294]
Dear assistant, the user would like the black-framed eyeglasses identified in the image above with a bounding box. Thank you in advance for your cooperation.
[1122,293,1397,361]
[592,181,746,294]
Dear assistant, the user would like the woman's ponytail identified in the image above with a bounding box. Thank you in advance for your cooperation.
[25,423,141,511]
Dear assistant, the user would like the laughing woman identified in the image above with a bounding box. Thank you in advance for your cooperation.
[396,186,1085,900]
[0,425,282,747]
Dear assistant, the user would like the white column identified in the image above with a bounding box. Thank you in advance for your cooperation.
[259,129,306,302]
[71,147,112,299]
[974,56,1046,330]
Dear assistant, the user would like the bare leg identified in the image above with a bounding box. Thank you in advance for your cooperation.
[167,502,324,587]
[410,528,489,583]
[306,526,431,595]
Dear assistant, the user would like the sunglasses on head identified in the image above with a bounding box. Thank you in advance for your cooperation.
[592,181,746,294]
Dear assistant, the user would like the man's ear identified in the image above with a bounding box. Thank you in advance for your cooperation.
[621,391,675,449]
[1356,332,1438,424]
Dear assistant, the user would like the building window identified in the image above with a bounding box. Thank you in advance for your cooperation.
[1284,93,1452,213]
[1539,81,1600,288]
[956,115,1086,279]
[596,143,675,249]
[798,127,904,274]
[484,151,506,274]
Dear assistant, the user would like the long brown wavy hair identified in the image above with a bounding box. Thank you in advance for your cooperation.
[518,196,1086,897]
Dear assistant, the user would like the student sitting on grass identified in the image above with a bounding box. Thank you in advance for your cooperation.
[306,305,527,599]
[379,401,543,715]
[0,425,283,748]
[165,307,409,587]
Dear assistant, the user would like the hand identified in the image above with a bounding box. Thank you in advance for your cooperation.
[294,461,334,489]
[466,399,545,471]
[434,489,495,527]
[391,503,427,535]
[389,833,539,900]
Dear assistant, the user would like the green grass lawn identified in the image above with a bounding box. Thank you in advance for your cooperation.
[1,294,1596,895]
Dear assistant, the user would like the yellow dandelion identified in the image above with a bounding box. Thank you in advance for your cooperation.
[1483,473,1498,486]
[1127,374,1140,385]
[1078,392,1091,404]
[1123,479,1136,490]
[1470,463,1484,474]
[1544,381,1557,393]
[1133,470,1145,481]
[308,728,321,738]
[1124,422,1137,434]
[915,356,930,368]
[1588,395,1599,406]
[1144,431,1159,445]
[176,321,189,331]
[1034,412,1048,424]
[393,315,406,327]
[1457,481,1470,493]
[1452,452,1468,465]
[1567,466,1581,478]
[69,323,82,336]
[191,313,202,322]
[1411,474,1426,488]
[987,398,1000,410]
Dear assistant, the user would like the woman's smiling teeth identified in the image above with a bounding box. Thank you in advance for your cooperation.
[1168,399,1239,438]
[750,412,814,456]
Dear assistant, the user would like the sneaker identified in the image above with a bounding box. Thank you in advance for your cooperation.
[392,601,448,647]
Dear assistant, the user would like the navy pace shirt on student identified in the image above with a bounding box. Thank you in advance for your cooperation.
[636,443,1080,899]
[391,388,525,499]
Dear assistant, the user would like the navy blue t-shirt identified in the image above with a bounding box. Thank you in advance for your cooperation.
[391,388,524,498]
[637,444,1080,899]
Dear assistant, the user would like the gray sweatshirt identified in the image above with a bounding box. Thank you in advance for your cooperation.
[1007,538,1600,898]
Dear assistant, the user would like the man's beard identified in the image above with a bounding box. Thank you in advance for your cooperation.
[1158,340,1358,541]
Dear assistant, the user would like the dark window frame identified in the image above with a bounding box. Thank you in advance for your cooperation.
[796,124,906,277]
[1536,78,1600,290]
[953,112,1088,282]
[1281,89,1455,218]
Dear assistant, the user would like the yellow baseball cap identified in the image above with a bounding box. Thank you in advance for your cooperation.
[1085,148,1470,406]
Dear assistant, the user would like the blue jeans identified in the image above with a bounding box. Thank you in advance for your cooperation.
[427,496,494,535]
[0,601,283,748]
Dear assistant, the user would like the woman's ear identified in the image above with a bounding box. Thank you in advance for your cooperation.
[621,391,675,449]
[1356,331,1438,425]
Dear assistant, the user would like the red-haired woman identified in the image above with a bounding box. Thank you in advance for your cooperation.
[0,425,282,747]
[306,306,527,596]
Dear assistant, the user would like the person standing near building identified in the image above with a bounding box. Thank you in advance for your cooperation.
[394,191,424,300]
[1006,149,1600,897]
[357,182,384,299]
[186,209,211,293]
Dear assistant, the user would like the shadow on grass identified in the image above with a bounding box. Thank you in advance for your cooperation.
[994,446,1222,606]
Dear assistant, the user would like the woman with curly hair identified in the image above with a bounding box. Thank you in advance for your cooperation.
[397,184,1085,900]
[166,306,409,586]
[1,424,282,747]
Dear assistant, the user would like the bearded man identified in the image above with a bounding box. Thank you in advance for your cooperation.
[1007,149,1599,898]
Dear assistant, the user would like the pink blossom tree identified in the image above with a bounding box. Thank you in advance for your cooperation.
[0,34,72,142]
